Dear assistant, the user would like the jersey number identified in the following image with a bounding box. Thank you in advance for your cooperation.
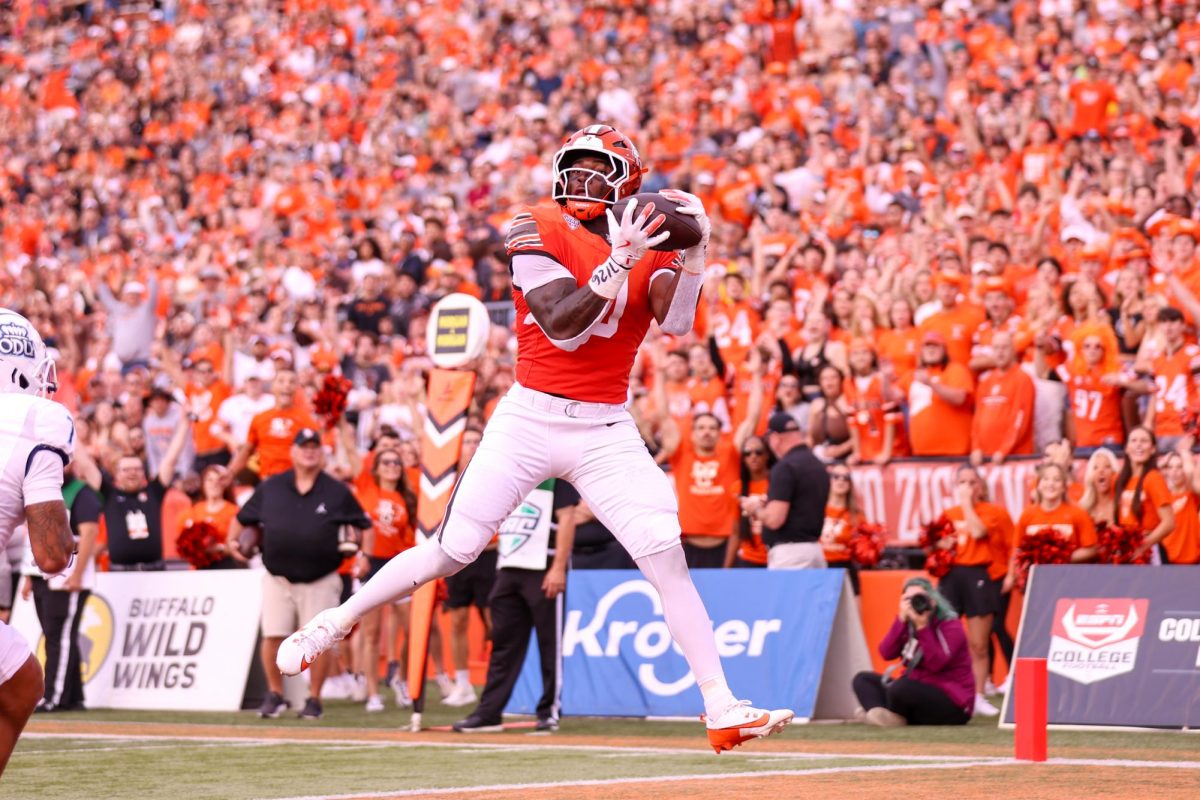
[579,283,628,345]
[1073,389,1104,421]
[1155,374,1189,414]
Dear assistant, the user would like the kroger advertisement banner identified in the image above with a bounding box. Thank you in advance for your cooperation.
[11,569,262,711]
[1001,565,1200,729]
[507,569,850,719]
[850,458,1041,543]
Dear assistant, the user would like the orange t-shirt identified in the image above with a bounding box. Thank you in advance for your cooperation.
[185,380,231,455]
[1014,502,1098,554]
[820,505,860,564]
[354,483,414,559]
[1119,469,1171,533]
[1056,364,1124,448]
[247,405,321,478]
[183,500,238,539]
[687,376,731,430]
[736,476,770,565]
[946,502,1013,572]
[918,304,986,365]
[876,327,920,379]
[972,365,1035,457]
[904,363,975,456]
[843,373,907,461]
[669,438,740,538]
[1165,489,1200,564]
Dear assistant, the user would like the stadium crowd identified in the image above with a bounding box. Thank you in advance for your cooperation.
[3,0,1200,718]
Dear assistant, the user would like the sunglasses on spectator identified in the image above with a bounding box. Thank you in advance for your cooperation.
[378,459,403,467]
[830,473,851,481]
[743,448,766,457]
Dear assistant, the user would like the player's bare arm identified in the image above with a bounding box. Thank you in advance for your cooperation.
[24,500,73,575]
[524,277,617,341]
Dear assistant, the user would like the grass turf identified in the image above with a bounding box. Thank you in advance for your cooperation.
[8,690,1198,800]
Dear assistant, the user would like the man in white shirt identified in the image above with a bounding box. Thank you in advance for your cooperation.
[215,375,275,457]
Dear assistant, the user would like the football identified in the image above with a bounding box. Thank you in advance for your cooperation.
[610,192,704,252]
[236,524,262,559]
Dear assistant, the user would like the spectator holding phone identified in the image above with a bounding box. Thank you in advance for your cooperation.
[852,577,974,727]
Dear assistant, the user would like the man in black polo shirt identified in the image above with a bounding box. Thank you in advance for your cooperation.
[743,411,829,569]
[72,415,192,571]
[228,427,371,721]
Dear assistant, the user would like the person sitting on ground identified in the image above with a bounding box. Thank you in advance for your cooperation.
[852,577,974,727]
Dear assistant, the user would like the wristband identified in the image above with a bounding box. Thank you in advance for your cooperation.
[588,257,631,300]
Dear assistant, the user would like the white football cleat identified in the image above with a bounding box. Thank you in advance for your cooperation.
[974,694,1000,717]
[442,683,477,707]
[703,701,794,753]
[276,608,352,676]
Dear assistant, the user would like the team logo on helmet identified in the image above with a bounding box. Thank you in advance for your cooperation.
[0,320,36,359]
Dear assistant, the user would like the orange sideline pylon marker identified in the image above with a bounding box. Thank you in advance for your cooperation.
[1014,657,1048,762]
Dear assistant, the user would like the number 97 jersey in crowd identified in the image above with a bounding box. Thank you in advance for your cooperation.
[506,202,679,404]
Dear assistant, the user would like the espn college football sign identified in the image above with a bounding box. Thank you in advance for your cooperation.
[1048,599,1149,684]
[1002,566,1200,729]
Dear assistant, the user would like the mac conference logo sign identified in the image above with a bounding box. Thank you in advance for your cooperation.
[1048,598,1149,685]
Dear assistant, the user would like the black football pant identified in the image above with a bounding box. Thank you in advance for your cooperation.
[31,578,90,710]
[473,568,561,724]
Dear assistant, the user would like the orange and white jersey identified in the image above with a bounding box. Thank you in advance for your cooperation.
[1055,363,1124,448]
[709,300,761,368]
[507,202,679,404]
[1151,343,1200,438]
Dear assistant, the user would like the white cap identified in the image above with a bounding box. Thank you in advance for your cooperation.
[122,281,146,295]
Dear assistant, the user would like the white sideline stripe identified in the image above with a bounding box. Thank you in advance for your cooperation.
[256,760,1008,800]
[1046,757,1200,770]
[26,732,1200,772]
[20,732,1008,762]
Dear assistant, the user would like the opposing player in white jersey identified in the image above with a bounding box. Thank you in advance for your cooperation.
[0,308,76,775]
[278,125,793,751]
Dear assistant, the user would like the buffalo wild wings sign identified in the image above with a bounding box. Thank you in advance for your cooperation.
[12,570,262,711]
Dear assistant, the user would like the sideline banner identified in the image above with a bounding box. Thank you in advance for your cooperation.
[10,570,262,711]
[506,569,869,720]
[850,458,1041,543]
[1000,565,1200,729]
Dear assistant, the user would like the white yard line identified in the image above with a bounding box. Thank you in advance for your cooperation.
[19,731,1007,762]
[255,760,1008,800]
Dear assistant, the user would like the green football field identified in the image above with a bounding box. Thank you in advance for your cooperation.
[6,693,1200,800]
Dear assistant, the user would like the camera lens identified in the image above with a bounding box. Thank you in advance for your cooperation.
[910,593,932,614]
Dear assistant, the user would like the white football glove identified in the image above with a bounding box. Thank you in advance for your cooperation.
[607,197,670,269]
[659,189,710,274]
[589,197,669,299]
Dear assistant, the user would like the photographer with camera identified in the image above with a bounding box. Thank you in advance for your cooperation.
[851,577,974,727]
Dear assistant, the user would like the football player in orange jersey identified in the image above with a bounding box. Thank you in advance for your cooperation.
[276,125,793,751]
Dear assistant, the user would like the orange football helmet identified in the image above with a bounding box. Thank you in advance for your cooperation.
[552,125,645,221]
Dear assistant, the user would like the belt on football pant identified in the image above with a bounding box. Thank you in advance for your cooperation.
[509,383,627,419]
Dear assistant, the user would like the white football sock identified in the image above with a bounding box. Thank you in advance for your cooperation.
[339,537,466,623]
[455,669,471,688]
[635,546,736,720]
